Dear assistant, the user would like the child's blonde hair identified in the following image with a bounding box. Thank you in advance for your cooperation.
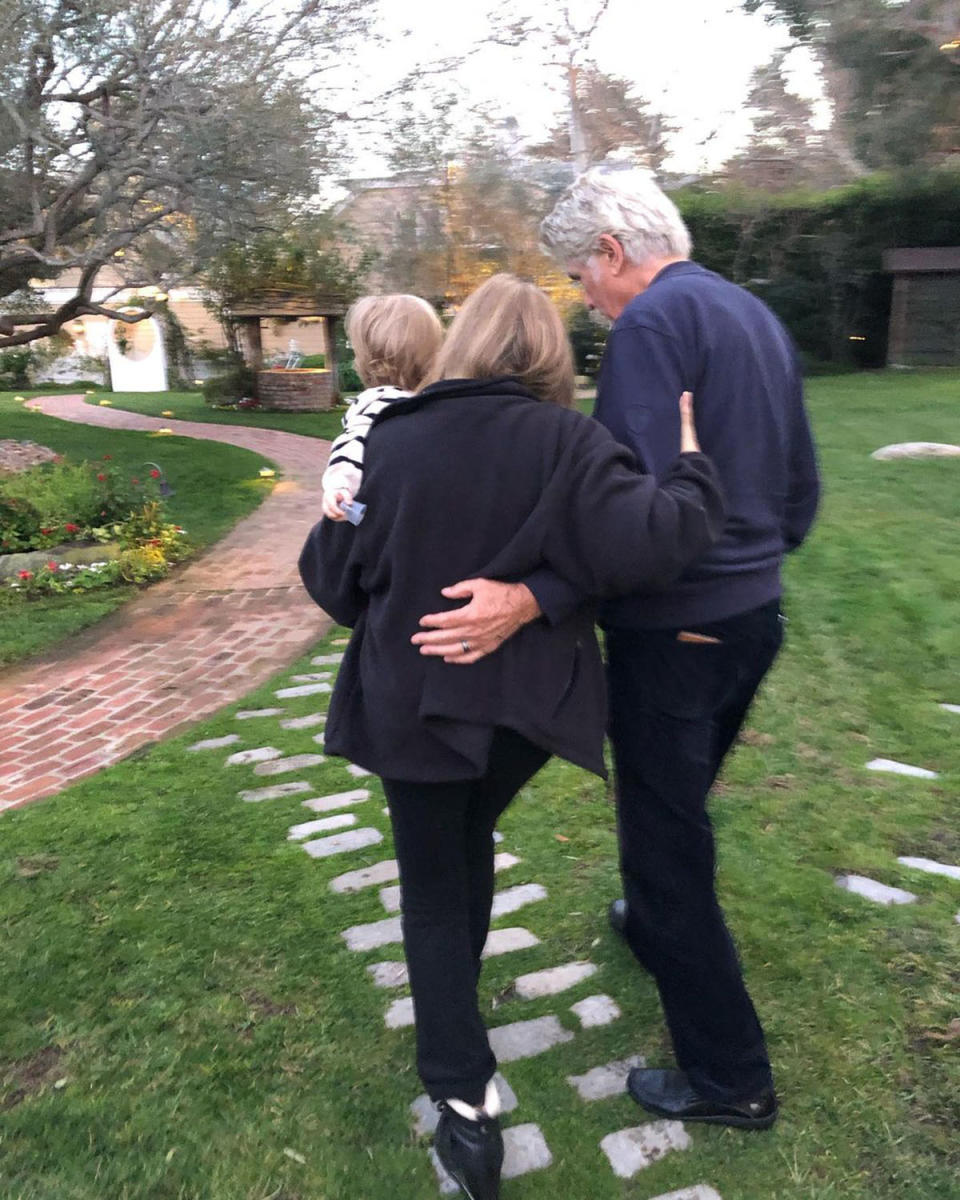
[422,274,574,408]
[345,294,444,392]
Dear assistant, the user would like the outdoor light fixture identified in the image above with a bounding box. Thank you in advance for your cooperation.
[259,468,276,478]
[939,37,960,50]
[142,462,174,496]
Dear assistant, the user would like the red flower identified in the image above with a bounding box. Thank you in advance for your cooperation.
[40,527,54,535]
[103,454,112,460]
[149,469,160,479]
[131,477,140,485]
[17,570,33,580]
[47,561,57,571]
[64,523,79,534]
[97,473,106,481]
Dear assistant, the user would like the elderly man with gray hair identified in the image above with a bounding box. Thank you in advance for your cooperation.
[413,167,819,1130]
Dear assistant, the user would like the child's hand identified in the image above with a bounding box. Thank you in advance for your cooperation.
[322,489,352,521]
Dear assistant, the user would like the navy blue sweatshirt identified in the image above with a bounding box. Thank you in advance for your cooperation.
[529,261,820,629]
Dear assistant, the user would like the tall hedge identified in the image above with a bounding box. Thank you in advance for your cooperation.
[675,170,960,368]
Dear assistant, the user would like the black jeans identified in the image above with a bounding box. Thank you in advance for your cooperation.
[382,727,549,1105]
[606,598,784,1102]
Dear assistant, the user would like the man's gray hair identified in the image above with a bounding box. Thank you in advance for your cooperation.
[540,167,692,265]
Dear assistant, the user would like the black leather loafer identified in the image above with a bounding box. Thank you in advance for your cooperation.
[608,897,628,937]
[627,1067,778,1130]
[434,1104,504,1200]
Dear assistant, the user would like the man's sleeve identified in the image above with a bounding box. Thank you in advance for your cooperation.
[522,566,585,627]
[599,323,689,479]
[783,375,820,551]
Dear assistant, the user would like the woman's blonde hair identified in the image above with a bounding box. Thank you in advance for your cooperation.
[423,274,575,408]
[346,294,444,392]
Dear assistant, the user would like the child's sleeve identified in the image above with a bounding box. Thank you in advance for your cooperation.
[321,395,376,497]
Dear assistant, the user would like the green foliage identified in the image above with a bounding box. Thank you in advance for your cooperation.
[678,170,960,366]
[0,348,33,387]
[566,304,608,377]
[0,458,164,553]
[298,353,326,368]
[202,362,257,406]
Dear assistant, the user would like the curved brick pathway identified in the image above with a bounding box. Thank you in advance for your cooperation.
[0,395,332,812]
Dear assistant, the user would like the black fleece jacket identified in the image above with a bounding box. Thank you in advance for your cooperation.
[298,377,724,782]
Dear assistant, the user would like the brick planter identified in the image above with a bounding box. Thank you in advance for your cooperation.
[257,368,336,411]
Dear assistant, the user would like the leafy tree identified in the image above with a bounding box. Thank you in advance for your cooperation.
[744,0,960,169]
[723,53,855,189]
[530,65,671,171]
[0,0,375,349]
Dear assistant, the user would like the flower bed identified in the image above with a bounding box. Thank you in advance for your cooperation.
[1,454,190,597]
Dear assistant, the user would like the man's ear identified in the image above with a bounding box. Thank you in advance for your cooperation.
[596,234,627,275]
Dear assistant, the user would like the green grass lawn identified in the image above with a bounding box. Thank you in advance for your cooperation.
[0,391,274,667]
[82,389,348,441]
[1,371,958,1199]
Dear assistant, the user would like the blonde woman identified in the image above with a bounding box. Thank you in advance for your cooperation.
[299,274,723,1200]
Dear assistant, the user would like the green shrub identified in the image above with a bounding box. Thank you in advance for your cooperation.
[201,363,257,406]
[0,458,161,552]
[299,353,326,368]
[566,304,608,377]
[0,349,33,388]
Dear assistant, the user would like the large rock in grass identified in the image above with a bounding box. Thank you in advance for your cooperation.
[872,442,960,460]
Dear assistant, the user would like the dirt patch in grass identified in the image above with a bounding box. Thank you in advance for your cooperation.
[1,1045,65,1109]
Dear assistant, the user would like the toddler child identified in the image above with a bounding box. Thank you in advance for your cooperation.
[322,294,444,520]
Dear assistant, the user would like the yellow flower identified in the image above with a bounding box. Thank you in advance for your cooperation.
[161,410,175,417]
[99,399,113,406]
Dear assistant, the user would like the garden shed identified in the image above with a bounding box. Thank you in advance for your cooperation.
[225,288,348,410]
[883,247,960,367]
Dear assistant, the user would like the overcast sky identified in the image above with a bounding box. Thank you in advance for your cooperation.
[340,0,827,177]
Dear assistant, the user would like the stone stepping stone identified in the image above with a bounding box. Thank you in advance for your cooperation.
[288,813,357,840]
[291,672,332,683]
[330,859,399,894]
[897,856,960,882]
[491,883,547,919]
[872,442,960,460]
[571,994,621,1028]
[239,781,312,803]
[411,1073,517,1137]
[567,1054,647,1101]
[492,832,504,843]
[312,653,345,666]
[600,1120,691,1178]
[254,753,326,776]
[281,712,326,730]
[483,928,541,958]
[276,682,331,699]
[494,852,521,872]
[431,1123,551,1193]
[312,733,325,746]
[866,757,937,780]
[488,1015,573,1063]
[385,996,415,1028]
[938,703,960,715]
[649,1188,723,1200]
[226,746,282,766]
[189,734,241,751]
[836,874,917,905]
[302,788,370,813]
[514,962,597,1000]
[342,915,403,951]
[368,961,408,989]
[380,885,402,914]
[303,827,383,860]
[347,763,373,778]
[235,708,284,720]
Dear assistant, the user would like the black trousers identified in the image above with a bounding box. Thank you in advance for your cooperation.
[382,728,549,1105]
[606,598,783,1102]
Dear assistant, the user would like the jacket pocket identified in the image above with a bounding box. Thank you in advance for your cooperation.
[553,639,582,717]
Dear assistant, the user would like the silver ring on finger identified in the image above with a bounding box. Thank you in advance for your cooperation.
[461,639,471,654]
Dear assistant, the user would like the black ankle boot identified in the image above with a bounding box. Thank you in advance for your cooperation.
[434,1104,503,1200]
